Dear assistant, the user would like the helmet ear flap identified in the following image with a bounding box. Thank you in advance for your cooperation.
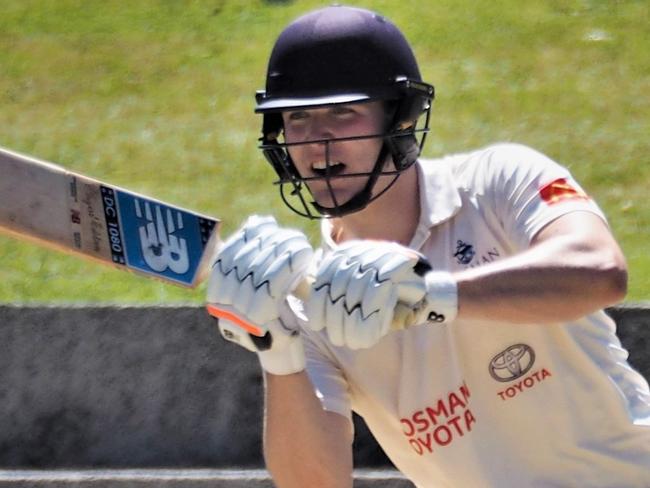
[261,113,300,179]
[386,131,419,170]
[385,90,432,170]
[262,145,296,179]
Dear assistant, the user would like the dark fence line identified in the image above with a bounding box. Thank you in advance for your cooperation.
[0,305,647,468]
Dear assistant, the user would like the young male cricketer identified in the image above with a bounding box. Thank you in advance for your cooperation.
[206,5,650,487]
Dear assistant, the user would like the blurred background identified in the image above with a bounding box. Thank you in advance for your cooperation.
[1,0,648,304]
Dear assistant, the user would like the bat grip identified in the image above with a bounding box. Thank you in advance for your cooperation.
[291,278,417,330]
[292,278,312,303]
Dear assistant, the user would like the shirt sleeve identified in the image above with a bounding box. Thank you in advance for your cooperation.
[302,327,354,423]
[284,294,353,423]
[477,143,607,249]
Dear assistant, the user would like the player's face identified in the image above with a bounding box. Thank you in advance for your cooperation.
[282,101,389,208]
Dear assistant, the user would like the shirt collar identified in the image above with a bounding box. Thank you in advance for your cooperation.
[415,158,462,229]
[320,158,462,250]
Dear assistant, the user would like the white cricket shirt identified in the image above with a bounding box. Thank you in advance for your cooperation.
[300,143,650,487]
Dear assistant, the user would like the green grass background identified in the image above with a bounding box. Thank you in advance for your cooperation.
[0,0,648,304]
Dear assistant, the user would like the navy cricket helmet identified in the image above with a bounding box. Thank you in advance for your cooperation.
[256,5,434,218]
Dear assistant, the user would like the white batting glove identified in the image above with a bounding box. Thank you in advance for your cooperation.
[206,215,313,375]
[305,240,458,350]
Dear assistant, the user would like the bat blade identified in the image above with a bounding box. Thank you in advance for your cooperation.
[0,146,220,288]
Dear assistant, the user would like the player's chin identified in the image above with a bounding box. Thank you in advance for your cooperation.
[309,186,360,209]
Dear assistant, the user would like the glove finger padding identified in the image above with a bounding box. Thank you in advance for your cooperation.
[305,240,428,350]
[209,219,312,323]
[206,215,314,375]
[308,252,349,333]
[259,233,314,295]
[216,216,276,271]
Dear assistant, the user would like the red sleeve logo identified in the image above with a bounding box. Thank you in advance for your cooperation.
[539,178,589,205]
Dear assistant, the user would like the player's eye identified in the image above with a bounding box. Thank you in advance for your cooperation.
[331,105,355,116]
[287,110,309,121]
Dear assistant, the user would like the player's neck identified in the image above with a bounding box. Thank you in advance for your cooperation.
[331,165,420,246]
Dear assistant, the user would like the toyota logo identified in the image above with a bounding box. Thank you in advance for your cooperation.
[489,344,535,382]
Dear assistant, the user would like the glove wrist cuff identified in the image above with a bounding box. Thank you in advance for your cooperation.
[424,271,458,324]
[258,336,306,376]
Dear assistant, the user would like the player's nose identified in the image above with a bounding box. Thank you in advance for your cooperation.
[303,112,335,143]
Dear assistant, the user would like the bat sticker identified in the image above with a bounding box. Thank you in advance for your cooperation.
[102,186,217,286]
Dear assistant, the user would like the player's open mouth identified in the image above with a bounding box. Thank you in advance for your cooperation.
[312,162,345,177]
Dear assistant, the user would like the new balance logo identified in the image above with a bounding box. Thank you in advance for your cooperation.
[134,199,190,274]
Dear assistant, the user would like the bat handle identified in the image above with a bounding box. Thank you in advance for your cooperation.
[292,278,313,303]
[391,303,419,330]
[292,278,417,330]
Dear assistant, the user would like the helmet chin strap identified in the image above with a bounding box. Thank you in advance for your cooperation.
[311,144,394,217]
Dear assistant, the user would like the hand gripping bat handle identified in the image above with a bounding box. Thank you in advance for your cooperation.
[291,278,418,331]
[390,303,421,330]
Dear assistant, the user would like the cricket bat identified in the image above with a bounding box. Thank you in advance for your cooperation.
[0,146,220,288]
[0,146,416,326]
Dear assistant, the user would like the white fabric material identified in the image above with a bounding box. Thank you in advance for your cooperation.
[420,272,458,324]
[302,144,650,487]
[206,215,313,375]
